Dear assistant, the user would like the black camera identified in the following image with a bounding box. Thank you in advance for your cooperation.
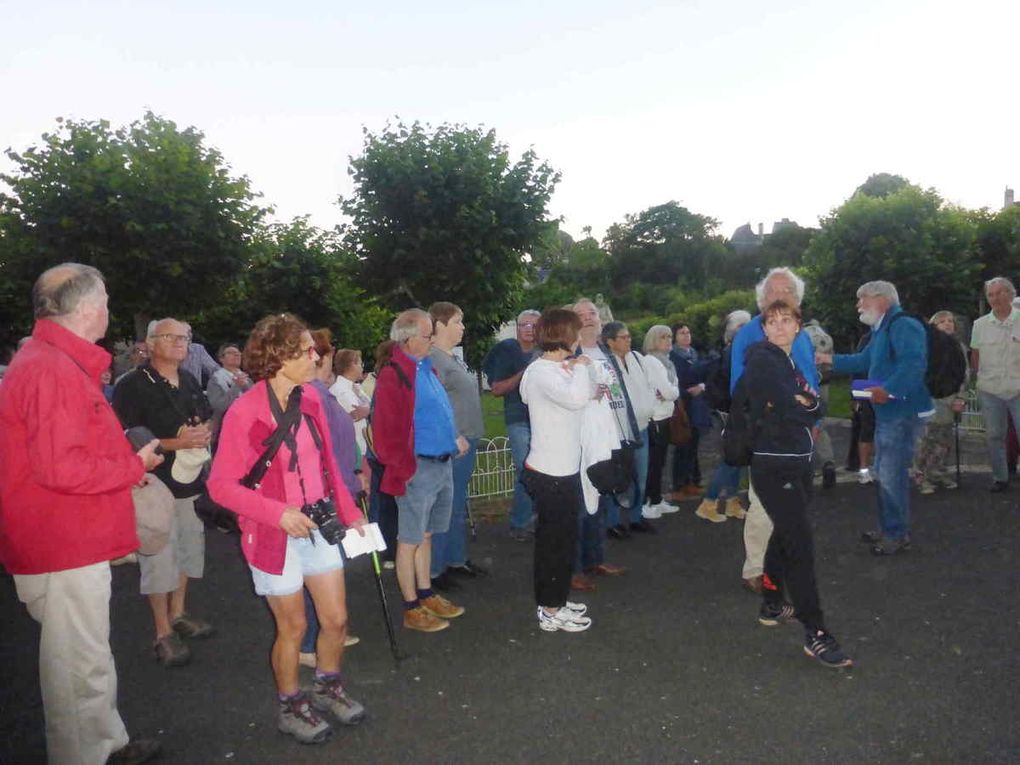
[301,497,343,546]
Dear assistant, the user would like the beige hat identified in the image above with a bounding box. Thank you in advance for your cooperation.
[171,447,211,484]
[132,475,175,555]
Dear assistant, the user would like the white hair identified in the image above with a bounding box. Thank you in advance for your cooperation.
[146,318,186,338]
[755,267,806,309]
[856,280,900,304]
[985,276,1016,298]
[389,308,430,343]
[642,324,672,354]
[723,310,752,343]
[517,309,541,322]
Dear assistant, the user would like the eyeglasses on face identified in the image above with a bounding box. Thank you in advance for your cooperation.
[152,334,191,344]
[300,345,319,359]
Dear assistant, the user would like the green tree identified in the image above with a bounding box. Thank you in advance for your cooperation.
[855,172,911,198]
[341,121,559,367]
[974,205,1020,285]
[803,183,979,349]
[0,112,267,342]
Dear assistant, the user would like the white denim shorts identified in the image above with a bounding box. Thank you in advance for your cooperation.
[249,530,343,597]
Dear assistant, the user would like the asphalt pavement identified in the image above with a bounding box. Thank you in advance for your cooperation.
[2,421,1018,764]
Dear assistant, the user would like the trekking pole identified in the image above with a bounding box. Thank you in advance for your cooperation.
[466,496,477,540]
[954,411,962,487]
[357,495,403,665]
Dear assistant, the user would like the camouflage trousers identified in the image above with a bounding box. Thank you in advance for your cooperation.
[914,421,955,484]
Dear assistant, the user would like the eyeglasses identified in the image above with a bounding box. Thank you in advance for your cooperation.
[517,322,536,328]
[152,334,191,344]
[300,346,318,359]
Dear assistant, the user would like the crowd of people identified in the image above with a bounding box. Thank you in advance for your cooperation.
[2,261,1018,763]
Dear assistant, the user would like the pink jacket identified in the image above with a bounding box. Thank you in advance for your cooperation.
[207,382,361,575]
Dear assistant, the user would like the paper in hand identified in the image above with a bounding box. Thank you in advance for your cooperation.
[341,522,388,559]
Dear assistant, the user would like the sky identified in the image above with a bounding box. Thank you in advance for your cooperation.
[2,0,1018,242]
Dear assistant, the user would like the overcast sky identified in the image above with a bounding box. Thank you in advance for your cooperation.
[3,0,1017,241]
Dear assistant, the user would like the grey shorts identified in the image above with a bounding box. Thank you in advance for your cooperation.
[395,456,454,545]
[138,496,205,595]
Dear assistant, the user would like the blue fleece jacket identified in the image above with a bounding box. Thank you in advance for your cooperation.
[730,315,820,393]
[831,305,933,421]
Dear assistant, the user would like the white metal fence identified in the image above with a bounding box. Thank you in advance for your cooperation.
[468,437,516,500]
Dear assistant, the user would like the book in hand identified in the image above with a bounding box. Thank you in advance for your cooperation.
[341,522,388,559]
[851,380,896,400]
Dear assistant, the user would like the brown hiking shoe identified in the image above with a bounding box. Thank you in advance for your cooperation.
[420,594,465,619]
[724,497,746,519]
[403,606,450,632]
[694,499,726,523]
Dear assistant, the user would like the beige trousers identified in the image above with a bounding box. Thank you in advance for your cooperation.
[14,561,130,765]
[741,479,774,579]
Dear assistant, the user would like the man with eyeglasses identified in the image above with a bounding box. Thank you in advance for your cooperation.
[482,309,540,540]
[113,317,215,666]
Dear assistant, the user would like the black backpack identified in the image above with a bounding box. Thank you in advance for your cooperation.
[887,313,967,399]
[703,347,733,413]
[720,373,756,467]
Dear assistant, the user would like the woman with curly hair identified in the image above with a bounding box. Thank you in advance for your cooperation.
[208,314,367,745]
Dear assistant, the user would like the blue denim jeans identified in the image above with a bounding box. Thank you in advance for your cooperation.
[430,438,478,577]
[575,495,607,572]
[507,421,534,530]
[705,463,743,500]
[873,416,923,541]
[301,587,318,654]
[977,391,1020,482]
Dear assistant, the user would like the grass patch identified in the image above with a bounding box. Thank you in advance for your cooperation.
[482,392,507,438]
[826,377,851,419]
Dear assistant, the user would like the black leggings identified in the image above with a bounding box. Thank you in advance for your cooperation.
[750,457,825,633]
[523,469,581,608]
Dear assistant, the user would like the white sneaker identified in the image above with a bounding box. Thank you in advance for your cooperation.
[537,607,592,632]
[564,601,588,616]
[655,501,680,515]
[641,501,662,520]
[858,469,874,485]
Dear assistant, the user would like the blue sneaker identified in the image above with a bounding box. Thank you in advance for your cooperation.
[804,630,853,668]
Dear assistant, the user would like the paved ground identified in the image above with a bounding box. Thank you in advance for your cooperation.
[2,422,1018,764]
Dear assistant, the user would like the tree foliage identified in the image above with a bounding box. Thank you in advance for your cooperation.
[341,121,560,366]
[0,112,267,342]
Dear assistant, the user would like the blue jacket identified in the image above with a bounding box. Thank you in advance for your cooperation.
[730,316,819,394]
[831,304,932,421]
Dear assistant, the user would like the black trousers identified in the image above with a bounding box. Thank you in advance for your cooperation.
[523,469,581,608]
[671,427,702,489]
[750,457,824,633]
[645,419,670,504]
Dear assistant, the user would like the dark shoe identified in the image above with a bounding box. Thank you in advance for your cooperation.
[570,573,596,592]
[107,738,161,765]
[607,524,631,540]
[171,613,214,639]
[509,528,532,542]
[585,563,628,576]
[822,462,837,489]
[758,601,797,626]
[990,480,1008,493]
[871,536,911,556]
[629,520,657,535]
[859,530,882,545]
[804,629,853,668]
[742,575,763,594]
[448,560,488,578]
[430,572,460,592]
[153,633,190,667]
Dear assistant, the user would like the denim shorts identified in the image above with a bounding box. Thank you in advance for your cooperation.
[395,456,454,544]
[249,530,343,597]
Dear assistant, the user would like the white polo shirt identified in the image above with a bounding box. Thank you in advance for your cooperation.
[971,307,1020,398]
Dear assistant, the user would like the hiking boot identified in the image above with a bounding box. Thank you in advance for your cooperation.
[570,573,596,591]
[171,613,214,639]
[403,606,449,632]
[724,497,746,519]
[758,601,797,626]
[822,462,837,489]
[278,692,332,744]
[312,675,365,725]
[694,499,726,523]
[804,630,853,668]
[153,633,190,667]
[420,594,465,619]
[107,738,161,765]
[537,606,592,633]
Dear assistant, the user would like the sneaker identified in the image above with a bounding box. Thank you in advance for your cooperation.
[420,594,465,619]
[278,692,332,744]
[344,634,360,647]
[403,606,449,632]
[758,601,797,626]
[918,480,936,495]
[940,478,958,490]
[694,499,726,524]
[655,501,680,515]
[641,501,662,520]
[804,630,853,668]
[858,469,874,485]
[153,633,191,667]
[564,601,588,616]
[171,613,214,639]
[312,675,366,725]
[822,462,837,489]
[723,497,746,519]
[107,738,161,765]
[537,607,592,632]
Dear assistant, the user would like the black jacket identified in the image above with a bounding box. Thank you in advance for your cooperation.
[742,341,823,460]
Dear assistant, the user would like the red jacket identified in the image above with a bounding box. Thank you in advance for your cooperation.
[206,382,361,575]
[371,347,422,496]
[0,320,145,574]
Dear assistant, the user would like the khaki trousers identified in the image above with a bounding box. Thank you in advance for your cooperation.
[14,561,129,765]
[741,479,774,579]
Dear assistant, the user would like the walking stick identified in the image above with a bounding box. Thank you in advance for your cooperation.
[357,495,403,665]
[954,411,962,487]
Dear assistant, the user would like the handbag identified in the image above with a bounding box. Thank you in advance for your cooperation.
[669,400,692,446]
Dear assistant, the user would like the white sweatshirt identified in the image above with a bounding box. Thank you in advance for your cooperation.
[520,358,594,476]
[644,354,680,421]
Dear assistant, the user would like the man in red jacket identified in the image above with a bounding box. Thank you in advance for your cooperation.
[0,263,164,765]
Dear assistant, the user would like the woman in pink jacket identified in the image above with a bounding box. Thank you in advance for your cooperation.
[208,314,366,745]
